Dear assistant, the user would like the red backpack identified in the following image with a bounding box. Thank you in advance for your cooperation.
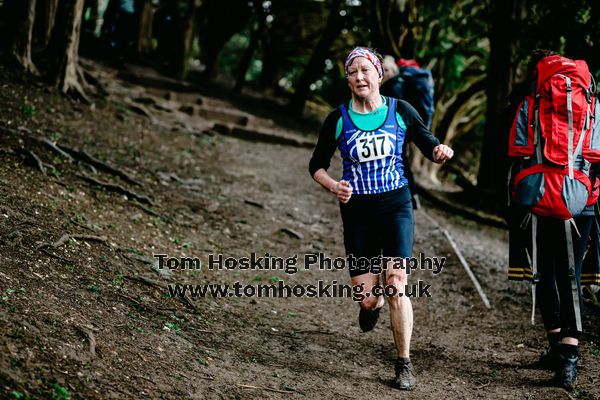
[508,55,600,220]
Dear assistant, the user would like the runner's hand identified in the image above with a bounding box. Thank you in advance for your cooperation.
[433,144,454,163]
[332,180,352,203]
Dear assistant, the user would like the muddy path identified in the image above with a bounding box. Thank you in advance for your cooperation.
[0,62,599,399]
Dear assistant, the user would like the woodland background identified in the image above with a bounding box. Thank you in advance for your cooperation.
[2,1,600,399]
[2,0,599,209]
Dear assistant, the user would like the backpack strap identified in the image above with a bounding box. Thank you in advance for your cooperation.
[534,99,543,163]
[566,76,575,178]
[521,212,539,325]
[530,214,539,325]
[564,219,582,333]
[506,160,515,206]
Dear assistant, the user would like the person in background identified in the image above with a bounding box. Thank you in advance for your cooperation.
[380,56,436,209]
[505,50,600,390]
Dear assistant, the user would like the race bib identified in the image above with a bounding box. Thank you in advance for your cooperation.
[356,134,393,162]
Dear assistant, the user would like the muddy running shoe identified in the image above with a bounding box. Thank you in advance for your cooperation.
[538,345,562,370]
[555,353,578,390]
[358,295,384,332]
[394,358,416,390]
[358,307,381,332]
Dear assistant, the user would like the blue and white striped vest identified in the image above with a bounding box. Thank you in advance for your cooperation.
[338,97,407,194]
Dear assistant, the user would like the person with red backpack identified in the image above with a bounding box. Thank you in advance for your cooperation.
[506,50,600,390]
[380,57,436,209]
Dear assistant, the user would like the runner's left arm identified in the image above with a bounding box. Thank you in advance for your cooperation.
[397,100,440,161]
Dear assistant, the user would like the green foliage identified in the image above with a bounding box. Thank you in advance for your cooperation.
[51,384,70,400]
[126,247,145,257]
[164,321,181,333]
[198,357,209,367]
[112,274,124,286]
[86,284,100,293]
[10,391,25,399]
[49,132,62,142]
[21,103,36,117]
[218,31,251,75]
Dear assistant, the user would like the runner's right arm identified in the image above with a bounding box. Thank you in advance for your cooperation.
[309,110,352,203]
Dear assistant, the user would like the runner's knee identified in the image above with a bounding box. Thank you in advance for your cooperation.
[359,294,380,311]
[386,269,407,286]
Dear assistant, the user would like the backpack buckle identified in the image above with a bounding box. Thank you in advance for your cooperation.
[532,272,540,283]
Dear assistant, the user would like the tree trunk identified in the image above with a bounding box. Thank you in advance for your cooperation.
[412,77,486,181]
[35,0,59,49]
[198,0,251,81]
[100,0,119,40]
[11,0,39,74]
[171,0,200,79]
[233,6,266,94]
[426,92,486,182]
[136,0,154,54]
[435,77,487,144]
[287,0,344,117]
[47,0,89,100]
[367,0,415,59]
[256,0,291,92]
[476,0,523,192]
[82,0,99,38]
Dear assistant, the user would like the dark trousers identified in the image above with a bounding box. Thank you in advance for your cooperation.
[536,216,593,339]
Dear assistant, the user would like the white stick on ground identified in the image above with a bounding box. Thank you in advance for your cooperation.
[420,209,491,309]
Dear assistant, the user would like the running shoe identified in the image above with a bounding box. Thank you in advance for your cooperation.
[394,358,416,390]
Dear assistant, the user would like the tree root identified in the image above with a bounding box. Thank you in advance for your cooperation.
[4,128,146,204]
[60,145,141,186]
[31,137,74,161]
[237,383,300,395]
[37,233,108,249]
[73,324,96,356]
[77,174,152,205]
[39,247,74,264]
[129,200,164,219]
[125,275,197,312]
[16,147,50,174]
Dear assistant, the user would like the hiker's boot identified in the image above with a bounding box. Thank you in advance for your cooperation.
[539,331,562,370]
[394,358,416,391]
[538,344,562,370]
[555,344,578,390]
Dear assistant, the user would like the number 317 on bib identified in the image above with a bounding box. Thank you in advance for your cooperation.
[356,134,393,162]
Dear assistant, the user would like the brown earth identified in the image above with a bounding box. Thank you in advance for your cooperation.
[1,61,599,400]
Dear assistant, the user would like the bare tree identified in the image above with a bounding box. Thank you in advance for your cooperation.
[10,0,39,74]
[136,0,155,55]
[288,0,345,116]
[197,0,251,81]
[172,0,201,79]
[47,0,90,100]
[82,0,99,39]
[477,0,525,192]
[35,0,59,48]
[233,2,267,94]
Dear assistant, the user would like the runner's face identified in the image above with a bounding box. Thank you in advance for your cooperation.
[347,57,382,101]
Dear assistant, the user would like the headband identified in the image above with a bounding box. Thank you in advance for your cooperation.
[344,47,383,78]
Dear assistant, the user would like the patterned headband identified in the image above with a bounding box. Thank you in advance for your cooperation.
[344,47,383,78]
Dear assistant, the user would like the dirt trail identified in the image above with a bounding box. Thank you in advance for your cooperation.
[1,63,599,400]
